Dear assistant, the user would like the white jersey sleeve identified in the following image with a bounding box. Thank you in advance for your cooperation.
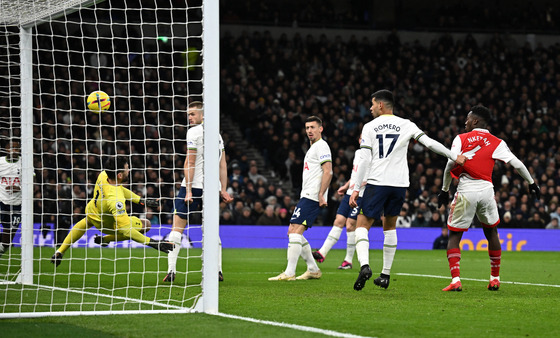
[300,139,331,202]
[347,149,366,197]
[492,141,516,163]
[0,157,22,205]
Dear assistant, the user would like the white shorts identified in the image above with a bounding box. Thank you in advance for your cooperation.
[447,188,500,232]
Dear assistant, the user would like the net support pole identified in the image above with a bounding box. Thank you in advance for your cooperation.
[20,26,34,285]
[201,0,220,314]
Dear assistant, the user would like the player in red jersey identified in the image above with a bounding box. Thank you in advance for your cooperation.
[438,106,540,291]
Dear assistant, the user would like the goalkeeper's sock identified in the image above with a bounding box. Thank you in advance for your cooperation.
[318,226,343,257]
[381,229,397,275]
[344,230,356,263]
[167,230,182,273]
[300,235,320,273]
[285,233,303,276]
[355,227,370,267]
[218,237,223,273]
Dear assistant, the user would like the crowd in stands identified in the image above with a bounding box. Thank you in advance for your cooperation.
[10,23,560,234]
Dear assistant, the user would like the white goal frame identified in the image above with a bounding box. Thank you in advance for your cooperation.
[0,0,220,318]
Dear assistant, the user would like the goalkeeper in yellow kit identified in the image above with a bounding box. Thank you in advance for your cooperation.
[51,156,174,266]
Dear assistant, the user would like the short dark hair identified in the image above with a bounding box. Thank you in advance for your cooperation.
[306,115,322,126]
[103,155,129,180]
[188,101,203,109]
[371,89,394,109]
[470,105,491,125]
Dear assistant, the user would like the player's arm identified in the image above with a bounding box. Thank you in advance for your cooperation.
[416,133,466,166]
[337,180,350,195]
[350,147,371,208]
[184,148,197,203]
[498,143,540,199]
[319,160,333,207]
[219,150,233,203]
[438,136,462,208]
[121,187,141,203]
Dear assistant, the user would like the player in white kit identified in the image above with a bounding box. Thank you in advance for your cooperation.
[438,106,539,291]
[312,136,366,270]
[350,90,466,291]
[163,101,233,283]
[0,140,22,257]
[269,116,332,281]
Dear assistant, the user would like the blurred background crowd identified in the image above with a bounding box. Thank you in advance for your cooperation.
[1,0,560,245]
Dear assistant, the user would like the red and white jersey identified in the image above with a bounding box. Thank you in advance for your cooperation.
[346,149,366,197]
[0,156,22,205]
[450,128,515,192]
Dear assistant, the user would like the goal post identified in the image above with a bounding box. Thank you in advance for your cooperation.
[0,0,220,317]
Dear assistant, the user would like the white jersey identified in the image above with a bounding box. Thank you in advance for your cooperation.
[301,138,332,202]
[181,124,225,189]
[346,149,366,197]
[0,156,22,205]
[361,114,424,187]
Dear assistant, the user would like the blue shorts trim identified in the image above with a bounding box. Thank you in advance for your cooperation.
[360,185,406,220]
[290,197,320,228]
[174,187,203,220]
[0,202,21,229]
[337,194,362,220]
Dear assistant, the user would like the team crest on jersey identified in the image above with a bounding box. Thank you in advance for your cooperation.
[115,201,125,215]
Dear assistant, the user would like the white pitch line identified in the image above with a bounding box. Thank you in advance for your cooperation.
[215,312,374,338]
[396,273,560,288]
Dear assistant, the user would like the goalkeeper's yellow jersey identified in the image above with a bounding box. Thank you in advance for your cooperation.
[85,170,141,230]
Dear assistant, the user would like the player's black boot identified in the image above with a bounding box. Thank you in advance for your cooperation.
[94,234,109,247]
[51,252,63,267]
[373,273,390,289]
[353,264,372,291]
[163,271,175,282]
[219,271,224,282]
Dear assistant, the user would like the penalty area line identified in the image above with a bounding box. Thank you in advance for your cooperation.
[396,273,560,288]
[215,312,374,338]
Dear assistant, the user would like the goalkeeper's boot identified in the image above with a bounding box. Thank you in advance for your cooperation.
[51,252,63,267]
[296,269,322,280]
[442,280,462,292]
[373,273,390,289]
[268,272,295,281]
[0,244,5,258]
[353,264,372,291]
[219,271,224,282]
[147,239,175,254]
[338,260,352,270]
[312,250,325,263]
[93,234,109,247]
[487,278,500,291]
[163,271,175,283]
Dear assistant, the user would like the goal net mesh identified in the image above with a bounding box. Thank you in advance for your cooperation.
[0,0,209,316]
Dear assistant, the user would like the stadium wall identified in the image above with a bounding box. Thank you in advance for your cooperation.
[14,224,560,252]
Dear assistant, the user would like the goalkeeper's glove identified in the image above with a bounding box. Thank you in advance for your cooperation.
[437,190,449,208]
[147,239,175,254]
[139,198,159,208]
[529,183,541,200]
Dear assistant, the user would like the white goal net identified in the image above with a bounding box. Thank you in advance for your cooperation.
[0,0,220,317]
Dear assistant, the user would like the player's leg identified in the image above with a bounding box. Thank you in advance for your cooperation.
[51,217,91,266]
[269,223,304,281]
[442,191,474,291]
[478,189,502,290]
[0,204,21,257]
[339,217,357,269]
[314,214,346,263]
[296,234,322,280]
[353,214,374,290]
[373,214,398,289]
[97,217,149,244]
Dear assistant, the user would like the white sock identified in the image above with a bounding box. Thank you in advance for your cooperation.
[285,234,303,276]
[319,226,343,257]
[355,227,370,267]
[0,243,5,253]
[218,237,222,273]
[382,230,397,275]
[301,236,319,272]
[344,231,356,263]
[167,230,182,273]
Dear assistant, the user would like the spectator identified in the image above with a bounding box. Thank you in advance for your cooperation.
[220,209,236,225]
[247,160,268,185]
[237,206,255,225]
[229,163,244,186]
[502,211,514,228]
[545,218,559,229]
[428,212,445,228]
[256,205,281,225]
[278,208,291,225]
[411,212,429,227]
[527,212,546,228]
[432,227,449,250]
[396,204,412,228]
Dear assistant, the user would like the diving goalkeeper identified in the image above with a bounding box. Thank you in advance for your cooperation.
[51,155,174,266]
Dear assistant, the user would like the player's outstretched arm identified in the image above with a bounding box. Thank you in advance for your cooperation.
[121,187,141,203]
[417,134,466,164]
[508,157,540,200]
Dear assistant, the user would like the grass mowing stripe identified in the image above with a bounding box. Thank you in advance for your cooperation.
[396,272,560,288]
[216,312,375,338]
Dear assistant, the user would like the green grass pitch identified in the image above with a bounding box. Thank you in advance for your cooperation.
[1,247,559,337]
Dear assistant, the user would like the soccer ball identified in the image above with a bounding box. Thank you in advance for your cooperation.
[87,90,111,113]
